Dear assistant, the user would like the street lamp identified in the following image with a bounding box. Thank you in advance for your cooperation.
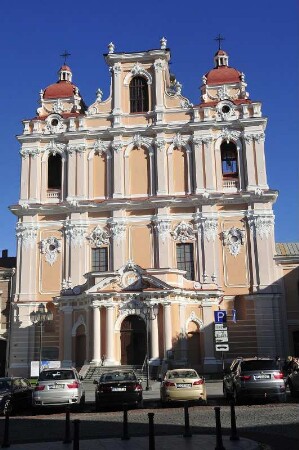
[30,303,53,374]
[139,303,159,391]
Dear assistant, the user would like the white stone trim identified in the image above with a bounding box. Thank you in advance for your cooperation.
[71,315,86,337]
[123,63,153,86]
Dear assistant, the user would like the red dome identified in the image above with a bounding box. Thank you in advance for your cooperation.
[43,81,76,99]
[205,66,241,86]
[60,65,71,71]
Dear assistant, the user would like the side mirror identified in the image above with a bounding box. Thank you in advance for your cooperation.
[93,379,98,385]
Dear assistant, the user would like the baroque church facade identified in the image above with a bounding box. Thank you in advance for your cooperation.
[8,39,286,376]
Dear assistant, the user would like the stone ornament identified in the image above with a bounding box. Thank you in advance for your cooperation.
[160,37,167,50]
[154,138,166,151]
[67,144,86,155]
[40,236,61,266]
[93,139,110,155]
[64,221,88,247]
[88,225,111,247]
[172,133,188,149]
[16,223,39,249]
[171,221,196,243]
[45,140,66,156]
[222,227,245,257]
[108,220,126,245]
[247,213,274,239]
[153,218,171,242]
[203,218,218,242]
[243,132,265,143]
[44,114,67,135]
[218,127,241,143]
[108,42,115,54]
[20,147,40,159]
[132,134,152,149]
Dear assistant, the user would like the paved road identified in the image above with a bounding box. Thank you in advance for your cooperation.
[0,381,298,450]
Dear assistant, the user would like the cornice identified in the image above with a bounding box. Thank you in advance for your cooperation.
[9,190,279,217]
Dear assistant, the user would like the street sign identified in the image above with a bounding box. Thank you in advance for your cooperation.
[214,317,229,352]
[214,310,227,324]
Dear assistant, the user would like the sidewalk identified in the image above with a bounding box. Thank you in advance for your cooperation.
[4,434,265,449]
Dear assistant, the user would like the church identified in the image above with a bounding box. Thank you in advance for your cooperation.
[8,38,292,377]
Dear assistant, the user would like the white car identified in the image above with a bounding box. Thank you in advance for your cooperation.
[32,368,85,410]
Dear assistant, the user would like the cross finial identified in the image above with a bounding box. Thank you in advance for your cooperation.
[214,34,225,50]
[60,50,71,65]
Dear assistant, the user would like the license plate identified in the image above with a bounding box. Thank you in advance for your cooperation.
[254,375,271,380]
[176,383,192,388]
[111,387,126,392]
[49,384,64,389]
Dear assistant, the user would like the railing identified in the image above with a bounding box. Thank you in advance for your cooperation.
[47,189,61,201]
[223,179,239,190]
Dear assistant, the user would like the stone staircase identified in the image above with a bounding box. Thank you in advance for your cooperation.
[81,364,147,383]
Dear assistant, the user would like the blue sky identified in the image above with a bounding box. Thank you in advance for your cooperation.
[0,0,298,255]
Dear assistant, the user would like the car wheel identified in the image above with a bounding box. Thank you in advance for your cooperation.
[277,393,287,403]
[3,399,12,416]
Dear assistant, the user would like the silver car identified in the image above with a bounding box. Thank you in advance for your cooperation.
[223,357,286,403]
[32,368,85,410]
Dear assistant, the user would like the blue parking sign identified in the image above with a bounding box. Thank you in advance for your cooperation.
[214,310,227,324]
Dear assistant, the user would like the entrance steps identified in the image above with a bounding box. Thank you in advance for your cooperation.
[82,364,147,382]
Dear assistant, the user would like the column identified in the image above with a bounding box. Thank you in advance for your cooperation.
[105,305,115,365]
[203,139,215,191]
[76,146,87,199]
[154,59,165,124]
[92,306,101,364]
[254,137,269,189]
[202,210,219,283]
[62,306,73,367]
[108,216,127,270]
[112,142,124,198]
[67,152,76,198]
[155,138,167,195]
[20,156,29,201]
[179,303,187,362]
[202,304,218,372]
[163,303,172,359]
[29,154,41,202]
[153,213,172,268]
[112,63,122,127]
[150,315,159,361]
[244,137,257,190]
[193,139,205,193]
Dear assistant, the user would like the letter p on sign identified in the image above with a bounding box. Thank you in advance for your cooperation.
[214,310,227,324]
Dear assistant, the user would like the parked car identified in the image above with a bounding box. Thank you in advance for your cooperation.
[0,377,33,415]
[94,370,143,411]
[160,369,207,406]
[286,363,299,397]
[223,357,286,403]
[32,368,85,410]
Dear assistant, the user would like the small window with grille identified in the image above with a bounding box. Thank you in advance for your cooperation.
[91,247,108,272]
[129,76,149,113]
[176,243,195,280]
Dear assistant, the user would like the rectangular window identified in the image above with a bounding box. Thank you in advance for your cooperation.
[176,243,195,280]
[91,247,108,272]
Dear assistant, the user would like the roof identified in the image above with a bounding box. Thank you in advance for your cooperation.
[275,243,299,256]
[43,81,76,99]
[205,66,241,85]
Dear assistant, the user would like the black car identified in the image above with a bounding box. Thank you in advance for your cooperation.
[223,357,286,403]
[0,377,33,415]
[94,370,143,411]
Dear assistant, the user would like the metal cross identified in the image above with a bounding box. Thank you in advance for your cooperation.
[60,50,71,65]
[215,34,225,50]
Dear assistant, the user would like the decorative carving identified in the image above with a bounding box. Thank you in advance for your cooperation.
[16,223,38,249]
[168,79,182,96]
[203,218,218,242]
[111,141,124,153]
[154,138,166,151]
[67,144,86,155]
[222,227,245,257]
[45,140,66,156]
[96,88,103,102]
[207,85,239,102]
[88,225,111,247]
[243,132,265,143]
[93,139,110,155]
[44,114,67,134]
[160,37,167,50]
[154,59,164,71]
[247,213,274,239]
[40,236,61,265]
[125,63,152,85]
[192,135,213,146]
[20,147,40,158]
[66,197,79,208]
[112,63,121,74]
[172,133,188,149]
[108,220,126,245]
[180,98,193,108]
[218,127,241,143]
[132,133,152,149]
[153,218,171,242]
[64,221,88,247]
[108,42,115,54]
[171,221,196,243]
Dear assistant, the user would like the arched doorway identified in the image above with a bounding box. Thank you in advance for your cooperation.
[187,321,201,367]
[120,315,146,365]
[75,325,86,368]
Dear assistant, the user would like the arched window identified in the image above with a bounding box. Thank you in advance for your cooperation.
[221,141,238,178]
[48,154,62,189]
[129,76,149,113]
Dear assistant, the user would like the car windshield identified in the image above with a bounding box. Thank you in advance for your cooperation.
[168,370,198,379]
[241,360,279,371]
[39,370,75,381]
[0,380,11,390]
[100,371,136,382]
